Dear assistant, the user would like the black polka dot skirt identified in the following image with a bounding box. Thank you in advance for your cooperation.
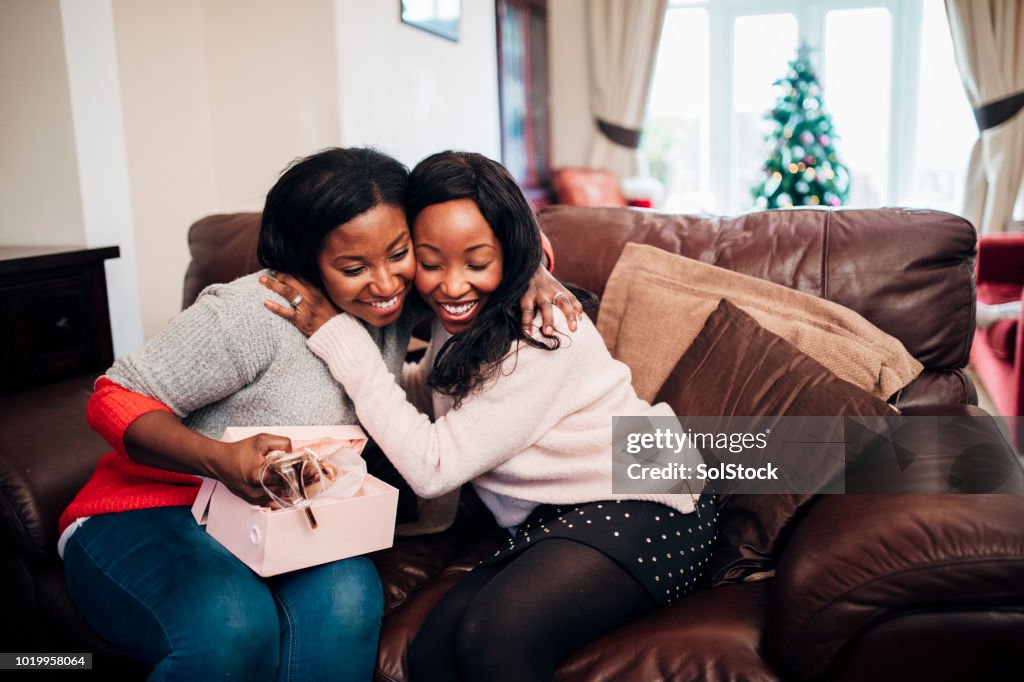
[479,494,717,605]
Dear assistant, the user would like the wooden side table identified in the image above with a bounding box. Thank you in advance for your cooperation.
[0,245,120,394]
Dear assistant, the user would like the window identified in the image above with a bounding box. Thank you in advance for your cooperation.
[644,0,974,215]
[823,7,892,206]
[645,7,711,212]
[732,13,798,211]
[908,0,975,213]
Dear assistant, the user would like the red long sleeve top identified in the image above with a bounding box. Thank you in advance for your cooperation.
[57,378,200,534]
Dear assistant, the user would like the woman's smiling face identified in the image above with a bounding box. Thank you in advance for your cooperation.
[317,203,416,327]
[413,198,504,334]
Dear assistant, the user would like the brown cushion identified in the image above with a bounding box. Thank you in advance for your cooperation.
[599,243,922,402]
[554,581,776,681]
[183,213,262,308]
[654,299,897,586]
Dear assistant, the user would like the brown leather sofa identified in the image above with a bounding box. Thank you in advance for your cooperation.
[2,206,1023,680]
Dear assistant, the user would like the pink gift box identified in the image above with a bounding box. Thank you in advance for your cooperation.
[190,425,398,577]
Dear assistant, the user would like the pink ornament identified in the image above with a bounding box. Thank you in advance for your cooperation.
[800,131,814,145]
[819,134,831,146]
[829,196,841,207]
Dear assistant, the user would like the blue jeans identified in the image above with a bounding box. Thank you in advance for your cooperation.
[63,506,382,682]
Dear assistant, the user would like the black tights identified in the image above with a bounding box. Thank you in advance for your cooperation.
[407,539,655,682]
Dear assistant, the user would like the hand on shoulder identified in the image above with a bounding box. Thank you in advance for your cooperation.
[260,271,340,337]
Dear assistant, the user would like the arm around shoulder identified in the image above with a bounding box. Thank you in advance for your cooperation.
[308,313,582,498]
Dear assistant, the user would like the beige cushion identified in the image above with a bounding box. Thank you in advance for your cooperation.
[597,243,923,402]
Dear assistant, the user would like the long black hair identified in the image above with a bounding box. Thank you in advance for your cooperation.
[257,147,409,290]
[407,151,590,406]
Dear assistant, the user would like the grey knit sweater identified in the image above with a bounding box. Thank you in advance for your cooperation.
[106,272,412,438]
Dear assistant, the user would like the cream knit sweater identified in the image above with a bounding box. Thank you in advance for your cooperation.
[307,309,700,529]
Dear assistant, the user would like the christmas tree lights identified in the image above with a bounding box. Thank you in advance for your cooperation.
[751,45,850,209]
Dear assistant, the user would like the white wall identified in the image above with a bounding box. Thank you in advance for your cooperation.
[113,0,342,338]
[116,0,504,337]
[202,0,341,209]
[0,0,86,246]
[3,0,509,345]
[549,0,592,169]
[334,0,501,167]
[112,0,217,338]
[1,0,146,357]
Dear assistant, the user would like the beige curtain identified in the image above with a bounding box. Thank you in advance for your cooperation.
[945,0,1024,233]
[586,0,668,178]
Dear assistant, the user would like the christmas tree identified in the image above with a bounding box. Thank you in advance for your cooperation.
[751,45,850,209]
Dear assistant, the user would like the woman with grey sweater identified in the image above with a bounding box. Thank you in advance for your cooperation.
[59,147,576,682]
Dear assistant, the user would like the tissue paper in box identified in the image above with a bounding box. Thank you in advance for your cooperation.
[190,425,398,576]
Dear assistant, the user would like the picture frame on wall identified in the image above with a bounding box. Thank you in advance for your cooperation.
[400,0,460,42]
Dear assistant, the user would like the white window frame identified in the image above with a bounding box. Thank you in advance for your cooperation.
[668,0,928,212]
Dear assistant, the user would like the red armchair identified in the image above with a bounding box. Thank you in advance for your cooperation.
[550,167,659,209]
[971,232,1024,416]
[551,167,628,207]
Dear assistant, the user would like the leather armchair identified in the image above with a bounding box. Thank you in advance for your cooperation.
[2,206,1022,681]
[971,232,1024,417]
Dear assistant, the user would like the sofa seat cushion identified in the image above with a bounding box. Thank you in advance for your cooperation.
[375,520,507,681]
[34,565,156,677]
[555,581,778,682]
[36,564,120,652]
[370,487,505,615]
[378,560,778,682]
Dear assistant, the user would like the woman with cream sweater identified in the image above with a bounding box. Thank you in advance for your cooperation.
[263,151,716,682]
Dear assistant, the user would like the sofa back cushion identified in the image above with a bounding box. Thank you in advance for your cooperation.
[181,207,978,408]
[539,206,978,408]
[598,242,921,402]
[183,213,262,307]
[654,299,898,585]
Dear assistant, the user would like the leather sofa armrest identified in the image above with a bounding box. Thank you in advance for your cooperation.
[977,233,1024,287]
[764,404,1024,680]
[0,375,110,567]
[764,491,1024,681]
